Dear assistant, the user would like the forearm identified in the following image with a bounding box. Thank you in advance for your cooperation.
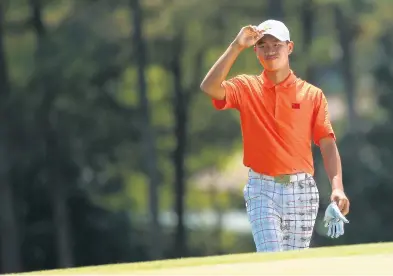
[200,42,243,99]
[320,139,344,191]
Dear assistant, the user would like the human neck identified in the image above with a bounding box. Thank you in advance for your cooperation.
[264,66,291,84]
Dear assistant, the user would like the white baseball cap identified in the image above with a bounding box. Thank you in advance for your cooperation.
[256,19,291,42]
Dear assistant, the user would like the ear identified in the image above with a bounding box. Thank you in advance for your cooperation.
[288,41,294,55]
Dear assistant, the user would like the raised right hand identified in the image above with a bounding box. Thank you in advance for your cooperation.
[233,25,264,50]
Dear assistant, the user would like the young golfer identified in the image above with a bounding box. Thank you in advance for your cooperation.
[200,19,350,252]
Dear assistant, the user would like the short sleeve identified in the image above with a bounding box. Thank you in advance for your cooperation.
[212,75,249,111]
[312,90,336,146]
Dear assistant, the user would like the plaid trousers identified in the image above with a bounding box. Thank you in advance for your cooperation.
[243,169,319,252]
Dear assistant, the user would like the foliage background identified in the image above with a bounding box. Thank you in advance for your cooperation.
[0,0,392,273]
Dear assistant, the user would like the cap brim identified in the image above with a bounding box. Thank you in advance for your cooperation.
[263,30,288,42]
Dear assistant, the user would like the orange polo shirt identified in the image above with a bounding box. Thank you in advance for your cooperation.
[212,70,335,176]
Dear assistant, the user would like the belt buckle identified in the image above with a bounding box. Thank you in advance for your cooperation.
[274,174,290,184]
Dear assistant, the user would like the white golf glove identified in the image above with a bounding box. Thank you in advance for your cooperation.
[323,202,349,238]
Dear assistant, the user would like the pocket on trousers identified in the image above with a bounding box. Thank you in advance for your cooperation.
[243,178,264,212]
[243,181,249,208]
[307,177,320,208]
[243,177,255,209]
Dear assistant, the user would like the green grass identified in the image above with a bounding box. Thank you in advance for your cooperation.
[12,242,393,275]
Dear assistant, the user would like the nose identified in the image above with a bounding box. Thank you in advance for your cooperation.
[264,50,277,57]
[261,45,275,55]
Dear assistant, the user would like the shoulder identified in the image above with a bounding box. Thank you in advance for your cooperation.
[296,79,325,100]
[227,74,261,94]
[296,78,321,93]
[229,74,259,84]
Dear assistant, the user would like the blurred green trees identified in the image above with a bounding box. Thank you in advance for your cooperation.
[0,0,392,274]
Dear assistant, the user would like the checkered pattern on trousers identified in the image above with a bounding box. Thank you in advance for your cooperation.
[243,169,319,252]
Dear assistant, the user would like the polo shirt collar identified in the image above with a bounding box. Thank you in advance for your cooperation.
[261,70,298,89]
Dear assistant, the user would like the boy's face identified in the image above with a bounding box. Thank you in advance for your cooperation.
[255,34,294,71]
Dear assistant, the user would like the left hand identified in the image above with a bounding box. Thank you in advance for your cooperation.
[324,202,349,238]
[330,189,350,216]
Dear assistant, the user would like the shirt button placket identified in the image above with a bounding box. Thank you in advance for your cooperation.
[275,86,280,120]
[274,86,278,119]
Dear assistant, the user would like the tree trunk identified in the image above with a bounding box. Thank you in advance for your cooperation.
[130,0,162,260]
[50,156,74,268]
[0,1,22,273]
[29,0,74,267]
[301,0,316,84]
[334,5,357,132]
[170,33,187,257]
[267,0,284,20]
[169,30,205,257]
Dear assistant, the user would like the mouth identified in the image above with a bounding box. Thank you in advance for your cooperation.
[264,55,278,60]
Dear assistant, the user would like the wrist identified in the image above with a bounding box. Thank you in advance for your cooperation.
[332,188,344,193]
[331,182,344,192]
[331,176,344,192]
[230,40,245,52]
